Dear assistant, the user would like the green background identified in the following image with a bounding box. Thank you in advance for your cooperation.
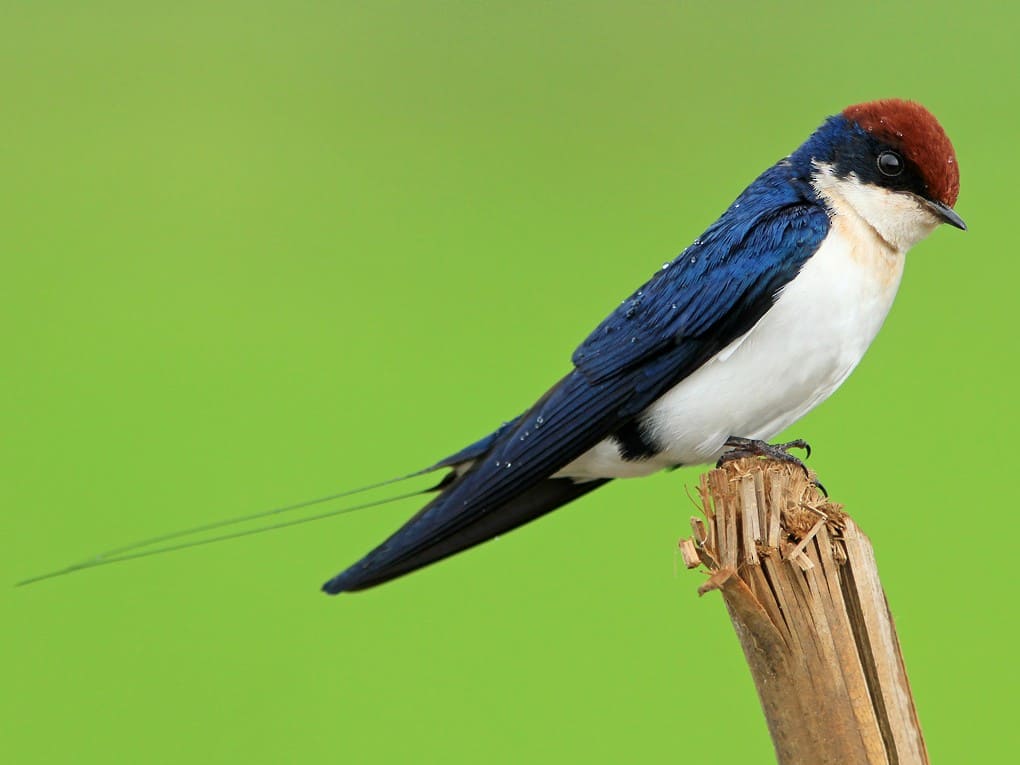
[4,2,1015,762]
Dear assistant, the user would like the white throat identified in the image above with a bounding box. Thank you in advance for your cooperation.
[811,162,941,253]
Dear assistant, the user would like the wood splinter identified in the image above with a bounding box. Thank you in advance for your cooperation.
[682,457,928,765]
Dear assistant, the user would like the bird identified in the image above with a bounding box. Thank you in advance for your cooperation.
[319,99,964,594]
[16,99,965,594]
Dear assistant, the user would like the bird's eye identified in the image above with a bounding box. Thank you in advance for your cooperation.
[877,151,904,177]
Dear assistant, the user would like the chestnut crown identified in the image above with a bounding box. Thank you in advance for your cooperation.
[841,99,960,208]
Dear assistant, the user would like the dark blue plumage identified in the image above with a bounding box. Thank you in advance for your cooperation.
[572,165,829,388]
[322,143,833,593]
[16,102,963,594]
[325,100,970,594]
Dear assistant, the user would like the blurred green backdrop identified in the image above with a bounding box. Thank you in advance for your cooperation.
[3,1,1015,762]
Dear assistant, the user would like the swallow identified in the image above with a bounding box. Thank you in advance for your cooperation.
[17,100,965,594]
[319,99,963,594]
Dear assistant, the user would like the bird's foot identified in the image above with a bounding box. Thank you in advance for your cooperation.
[716,436,812,477]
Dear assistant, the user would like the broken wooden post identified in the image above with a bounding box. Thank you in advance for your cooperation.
[681,458,928,765]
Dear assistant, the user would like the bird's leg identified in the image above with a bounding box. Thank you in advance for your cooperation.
[716,437,828,495]
[716,436,812,477]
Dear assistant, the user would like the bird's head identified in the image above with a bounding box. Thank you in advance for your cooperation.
[797,99,964,252]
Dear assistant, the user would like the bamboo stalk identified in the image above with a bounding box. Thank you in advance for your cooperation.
[681,458,928,765]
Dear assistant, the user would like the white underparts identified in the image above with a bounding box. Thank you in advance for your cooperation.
[555,171,938,481]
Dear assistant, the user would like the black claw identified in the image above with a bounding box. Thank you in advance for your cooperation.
[813,479,829,498]
[717,436,814,478]
[776,439,811,459]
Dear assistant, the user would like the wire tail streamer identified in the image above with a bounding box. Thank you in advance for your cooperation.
[17,469,439,587]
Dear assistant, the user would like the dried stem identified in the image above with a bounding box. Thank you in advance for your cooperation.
[682,458,927,765]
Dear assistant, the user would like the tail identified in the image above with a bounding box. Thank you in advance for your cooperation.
[321,476,610,594]
[16,470,439,588]
[16,421,527,588]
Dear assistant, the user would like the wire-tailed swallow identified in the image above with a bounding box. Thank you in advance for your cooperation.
[321,99,963,593]
[18,100,964,594]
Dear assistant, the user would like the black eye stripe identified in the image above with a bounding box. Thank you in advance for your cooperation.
[826,126,931,201]
[877,151,904,177]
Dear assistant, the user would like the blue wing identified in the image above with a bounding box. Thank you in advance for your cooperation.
[573,168,830,390]
[324,165,830,592]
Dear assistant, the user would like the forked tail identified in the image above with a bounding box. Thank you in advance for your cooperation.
[322,476,610,593]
